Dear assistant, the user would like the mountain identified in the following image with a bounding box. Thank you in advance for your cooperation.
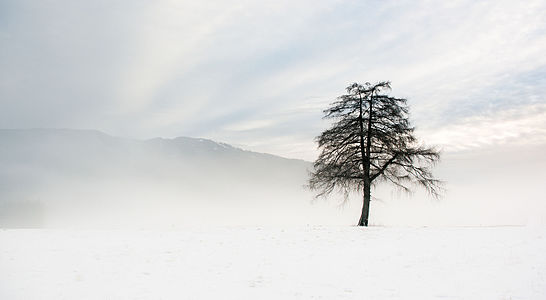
[0,129,317,228]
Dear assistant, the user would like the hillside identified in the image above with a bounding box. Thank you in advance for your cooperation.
[0,129,315,228]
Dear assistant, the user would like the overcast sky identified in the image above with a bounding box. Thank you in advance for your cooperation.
[1,0,545,160]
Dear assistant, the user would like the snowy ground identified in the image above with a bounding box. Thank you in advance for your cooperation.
[1,226,545,299]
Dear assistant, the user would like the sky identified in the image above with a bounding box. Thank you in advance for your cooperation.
[1,0,545,161]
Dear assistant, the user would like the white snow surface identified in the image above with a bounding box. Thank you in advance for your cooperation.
[1,226,545,299]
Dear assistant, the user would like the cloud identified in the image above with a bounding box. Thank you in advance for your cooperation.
[418,103,546,151]
[223,119,276,132]
[0,0,545,160]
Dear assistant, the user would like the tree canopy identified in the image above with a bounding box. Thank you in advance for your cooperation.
[309,81,441,226]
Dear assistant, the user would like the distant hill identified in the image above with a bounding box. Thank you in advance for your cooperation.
[0,129,315,228]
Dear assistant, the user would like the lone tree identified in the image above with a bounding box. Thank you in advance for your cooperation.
[309,81,441,226]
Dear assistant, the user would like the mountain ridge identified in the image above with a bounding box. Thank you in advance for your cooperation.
[0,128,315,228]
[0,128,310,163]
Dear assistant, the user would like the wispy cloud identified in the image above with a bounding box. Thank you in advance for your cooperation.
[223,119,277,132]
[0,0,545,159]
[419,103,546,152]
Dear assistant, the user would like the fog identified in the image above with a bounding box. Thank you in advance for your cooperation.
[0,129,342,228]
[368,143,546,226]
[0,129,544,228]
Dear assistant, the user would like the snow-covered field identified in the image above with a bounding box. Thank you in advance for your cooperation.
[1,226,545,299]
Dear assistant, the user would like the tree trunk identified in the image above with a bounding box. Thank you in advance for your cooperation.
[358,182,371,226]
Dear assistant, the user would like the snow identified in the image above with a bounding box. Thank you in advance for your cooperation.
[1,226,545,299]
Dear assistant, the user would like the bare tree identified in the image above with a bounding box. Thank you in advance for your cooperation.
[309,81,441,226]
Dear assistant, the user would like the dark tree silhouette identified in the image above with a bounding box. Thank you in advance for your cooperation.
[309,81,441,226]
